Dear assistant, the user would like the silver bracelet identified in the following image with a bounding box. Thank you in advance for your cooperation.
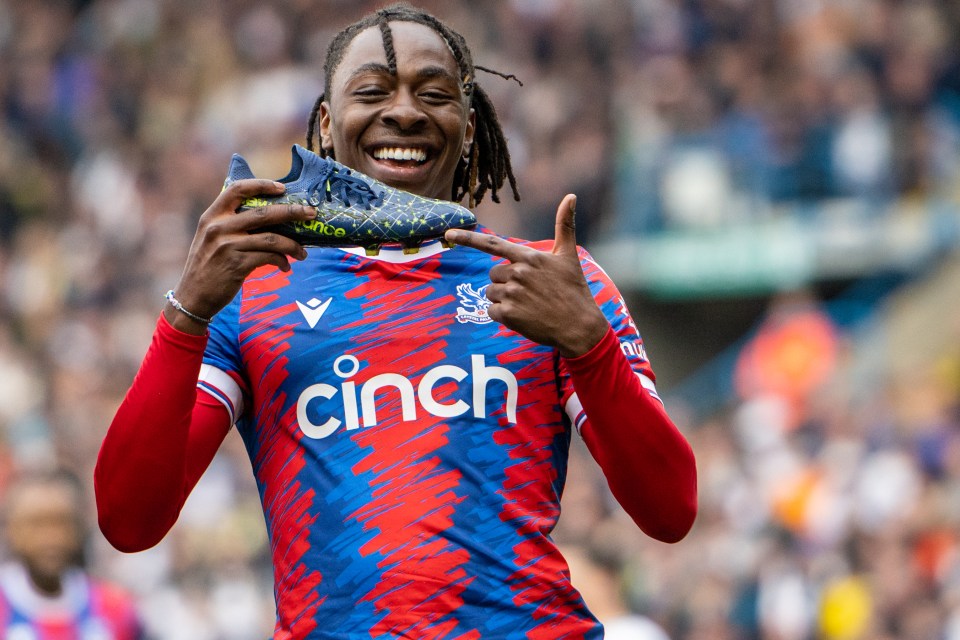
[165,290,214,325]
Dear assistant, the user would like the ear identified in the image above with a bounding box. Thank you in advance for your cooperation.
[461,107,476,159]
[319,101,334,154]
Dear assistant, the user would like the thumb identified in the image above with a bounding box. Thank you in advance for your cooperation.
[552,194,578,256]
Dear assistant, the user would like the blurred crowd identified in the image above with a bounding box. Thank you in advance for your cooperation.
[556,287,960,640]
[1,0,959,638]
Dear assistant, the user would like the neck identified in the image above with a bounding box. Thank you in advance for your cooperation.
[27,567,63,597]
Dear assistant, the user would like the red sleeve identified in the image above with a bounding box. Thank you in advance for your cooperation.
[563,326,697,543]
[94,314,231,552]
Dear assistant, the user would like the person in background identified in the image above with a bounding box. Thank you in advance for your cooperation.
[0,469,143,640]
[561,541,672,640]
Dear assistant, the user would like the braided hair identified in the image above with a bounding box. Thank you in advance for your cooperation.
[305,3,520,207]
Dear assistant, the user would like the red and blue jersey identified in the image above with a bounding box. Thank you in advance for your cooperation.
[0,564,142,640]
[199,232,656,639]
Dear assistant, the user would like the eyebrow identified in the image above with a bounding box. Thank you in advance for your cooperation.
[346,63,461,84]
[416,66,460,83]
[347,62,392,79]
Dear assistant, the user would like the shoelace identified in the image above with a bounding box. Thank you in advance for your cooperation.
[305,160,384,210]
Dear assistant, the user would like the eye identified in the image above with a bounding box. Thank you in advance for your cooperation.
[420,88,456,104]
[353,86,389,100]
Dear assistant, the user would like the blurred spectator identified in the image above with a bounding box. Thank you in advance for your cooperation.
[562,539,671,640]
[734,290,839,431]
[0,469,142,638]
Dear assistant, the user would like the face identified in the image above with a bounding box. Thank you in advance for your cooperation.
[6,482,82,592]
[320,21,475,200]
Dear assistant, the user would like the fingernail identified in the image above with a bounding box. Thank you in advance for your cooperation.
[445,230,462,242]
[273,181,286,189]
[569,196,577,214]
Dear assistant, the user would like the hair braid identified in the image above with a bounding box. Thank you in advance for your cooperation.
[305,3,521,206]
[467,142,480,208]
[376,13,398,75]
[305,94,325,153]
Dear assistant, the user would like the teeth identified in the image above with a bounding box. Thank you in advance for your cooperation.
[374,147,427,162]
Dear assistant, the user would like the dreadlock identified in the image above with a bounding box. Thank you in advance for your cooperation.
[304,3,520,207]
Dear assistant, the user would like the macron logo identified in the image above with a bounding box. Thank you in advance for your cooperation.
[296,297,332,328]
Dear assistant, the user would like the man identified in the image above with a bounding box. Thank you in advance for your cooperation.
[1,470,142,639]
[559,542,671,640]
[95,5,697,638]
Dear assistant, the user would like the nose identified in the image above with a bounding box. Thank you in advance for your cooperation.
[381,88,428,130]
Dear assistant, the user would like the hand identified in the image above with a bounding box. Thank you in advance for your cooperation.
[166,179,315,334]
[444,194,609,358]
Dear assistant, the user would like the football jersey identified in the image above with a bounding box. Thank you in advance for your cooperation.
[0,563,141,640]
[200,232,656,640]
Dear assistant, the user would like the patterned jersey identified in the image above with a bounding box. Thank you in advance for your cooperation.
[0,564,141,640]
[200,232,656,640]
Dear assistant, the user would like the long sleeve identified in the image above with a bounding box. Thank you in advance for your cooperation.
[94,314,232,552]
[563,326,697,543]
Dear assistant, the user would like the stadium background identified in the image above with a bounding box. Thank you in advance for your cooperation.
[1,0,960,637]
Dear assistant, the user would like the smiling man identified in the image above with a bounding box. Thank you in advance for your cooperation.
[318,22,475,199]
[95,4,697,639]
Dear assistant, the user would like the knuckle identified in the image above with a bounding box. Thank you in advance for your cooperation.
[201,219,226,239]
[504,281,524,298]
[223,252,245,273]
[262,232,279,247]
[511,263,532,282]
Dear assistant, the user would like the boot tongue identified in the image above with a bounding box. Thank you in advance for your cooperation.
[276,145,310,186]
[226,154,256,182]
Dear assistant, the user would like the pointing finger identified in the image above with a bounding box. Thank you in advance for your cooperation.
[552,194,578,256]
[444,228,534,263]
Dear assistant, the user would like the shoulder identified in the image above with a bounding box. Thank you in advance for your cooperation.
[87,578,143,636]
[88,579,138,615]
[603,615,670,640]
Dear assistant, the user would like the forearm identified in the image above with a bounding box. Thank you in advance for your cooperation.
[95,314,224,551]
[564,327,697,542]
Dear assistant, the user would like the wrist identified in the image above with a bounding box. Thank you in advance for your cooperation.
[163,290,213,336]
[162,306,208,336]
[557,312,609,359]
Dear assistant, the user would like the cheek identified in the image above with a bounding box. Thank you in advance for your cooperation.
[323,105,353,145]
[439,111,470,150]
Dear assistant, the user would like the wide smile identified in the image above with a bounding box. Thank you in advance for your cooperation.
[364,144,438,189]
[372,146,429,164]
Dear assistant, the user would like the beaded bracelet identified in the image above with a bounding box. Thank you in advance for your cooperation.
[164,290,214,325]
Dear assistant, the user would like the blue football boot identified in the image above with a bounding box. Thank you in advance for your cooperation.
[225,145,477,255]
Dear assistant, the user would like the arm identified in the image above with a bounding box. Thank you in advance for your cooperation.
[563,327,697,542]
[94,314,231,552]
[96,178,314,551]
[445,194,698,542]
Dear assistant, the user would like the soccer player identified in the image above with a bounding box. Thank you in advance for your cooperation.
[0,470,143,639]
[95,4,697,638]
